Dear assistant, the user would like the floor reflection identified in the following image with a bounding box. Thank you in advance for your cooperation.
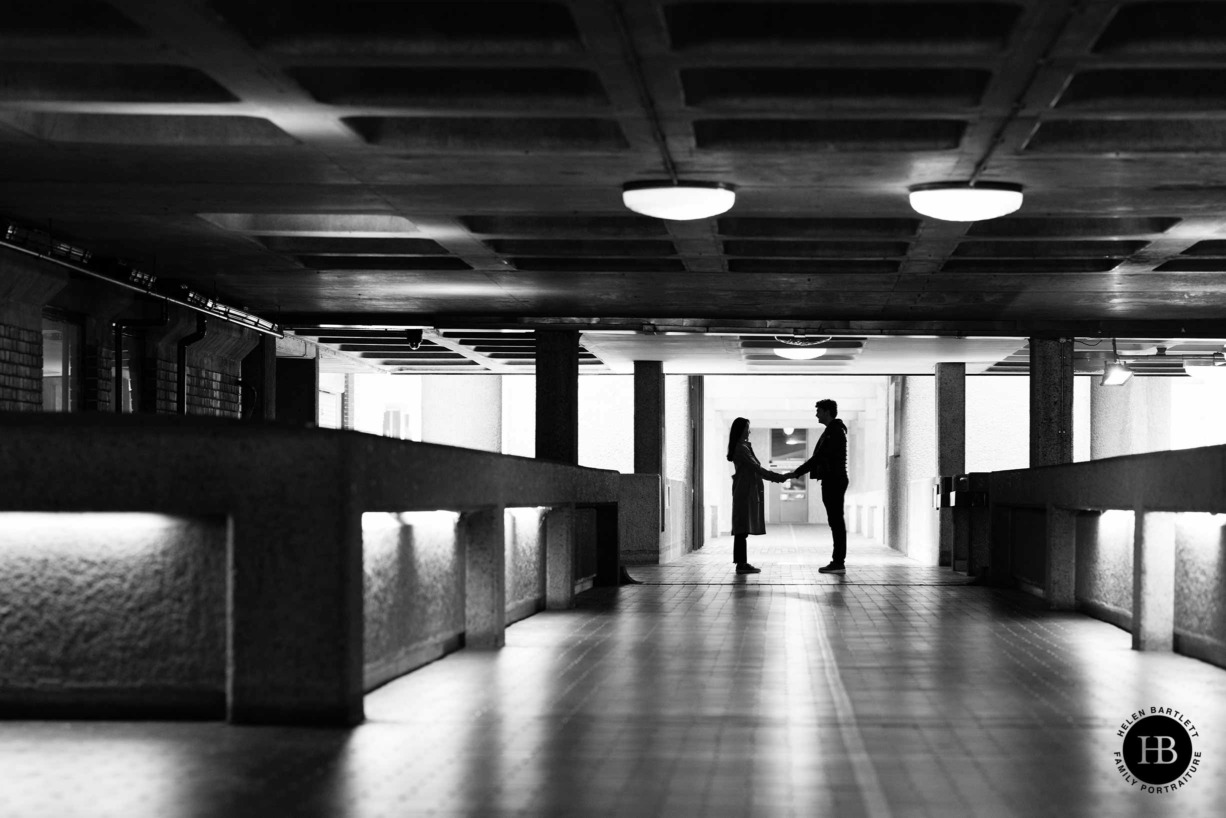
[1,527,1222,817]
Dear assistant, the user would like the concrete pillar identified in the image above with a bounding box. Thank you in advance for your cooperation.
[227,501,365,725]
[545,504,576,610]
[1045,505,1077,610]
[1132,510,1176,651]
[241,335,277,420]
[275,356,320,426]
[1029,337,1074,467]
[936,362,966,568]
[634,360,664,476]
[462,506,506,649]
[689,376,705,550]
[535,330,579,464]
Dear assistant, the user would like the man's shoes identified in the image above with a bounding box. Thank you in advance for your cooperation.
[735,563,762,574]
[818,563,846,574]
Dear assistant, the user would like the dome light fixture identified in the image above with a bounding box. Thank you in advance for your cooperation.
[775,346,827,360]
[773,332,830,360]
[622,181,736,221]
[908,182,1024,222]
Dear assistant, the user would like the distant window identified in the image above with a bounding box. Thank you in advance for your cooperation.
[42,311,82,412]
[117,331,142,412]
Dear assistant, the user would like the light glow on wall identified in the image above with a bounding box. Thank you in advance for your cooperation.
[0,513,190,556]
[361,511,461,533]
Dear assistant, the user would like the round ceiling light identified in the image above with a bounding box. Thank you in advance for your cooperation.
[774,346,827,360]
[908,182,1024,222]
[622,181,736,221]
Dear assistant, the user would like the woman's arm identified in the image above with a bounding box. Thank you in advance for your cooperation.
[734,444,787,482]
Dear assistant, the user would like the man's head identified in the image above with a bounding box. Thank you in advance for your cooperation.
[815,399,838,425]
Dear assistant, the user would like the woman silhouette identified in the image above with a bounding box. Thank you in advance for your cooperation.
[727,417,787,574]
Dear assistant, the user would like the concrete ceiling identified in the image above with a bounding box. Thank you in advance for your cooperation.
[5,0,1226,375]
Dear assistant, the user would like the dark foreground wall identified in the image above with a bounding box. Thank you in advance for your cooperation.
[0,413,658,724]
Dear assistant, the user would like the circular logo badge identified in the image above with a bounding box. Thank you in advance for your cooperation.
[1121,715,1195,787]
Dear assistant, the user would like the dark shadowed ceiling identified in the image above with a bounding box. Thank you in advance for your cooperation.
[3,0,1226,374]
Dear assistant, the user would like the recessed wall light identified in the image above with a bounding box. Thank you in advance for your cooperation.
[622,181,736,221]
[908,182,1023,222]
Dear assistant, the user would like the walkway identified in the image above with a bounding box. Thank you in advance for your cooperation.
[2,525,1223,817]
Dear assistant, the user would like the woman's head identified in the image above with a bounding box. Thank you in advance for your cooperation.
[726,417,750,460]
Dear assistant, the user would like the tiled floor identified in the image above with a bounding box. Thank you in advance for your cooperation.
[3,525,1223,817]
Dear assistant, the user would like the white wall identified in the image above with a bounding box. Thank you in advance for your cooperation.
[420,375,502,452]
[886,376,938,564]
[578,375,633,473]
[501,376,535,457]
[351,373,422,440]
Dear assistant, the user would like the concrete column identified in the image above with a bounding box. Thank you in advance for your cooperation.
[1045,506,1077,610]
[275,356,320,426]
[462,506,506,649]
[241,335,277,420]
[228,500,364,725]
[689,376,705,551]
[1029,337,1074,467]
[634,360,664,476]
[1132,510,1176,651]
[535,330,579,464]
[936,362,966,568]
[545,504,576,610]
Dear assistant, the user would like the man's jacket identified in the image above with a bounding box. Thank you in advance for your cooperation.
[795,419,848,481]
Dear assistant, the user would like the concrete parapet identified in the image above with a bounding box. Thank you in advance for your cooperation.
[0,413,647,724]
[618,472,663,565]
[985,445,1226,667]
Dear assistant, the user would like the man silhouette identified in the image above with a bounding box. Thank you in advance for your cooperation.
[789,399,849,574]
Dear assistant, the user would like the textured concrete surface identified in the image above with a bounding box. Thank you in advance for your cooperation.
[362,512,463,691]
[505,507,545,624]
[991,445,1226,668]
[1075,510,1134,629]
[619,472,663,565]
[0,513,226,716]
[0,413,645,723]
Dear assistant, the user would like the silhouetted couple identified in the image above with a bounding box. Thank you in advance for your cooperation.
[726,399,849,575]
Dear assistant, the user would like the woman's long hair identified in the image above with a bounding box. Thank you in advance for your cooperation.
[726,417,749,461]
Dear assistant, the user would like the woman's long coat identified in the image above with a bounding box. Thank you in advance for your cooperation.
[730,441,776,535]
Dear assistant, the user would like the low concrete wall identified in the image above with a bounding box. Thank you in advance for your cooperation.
[0,413,653,724]
[619,473,662,565]
[988,444,1226,669]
